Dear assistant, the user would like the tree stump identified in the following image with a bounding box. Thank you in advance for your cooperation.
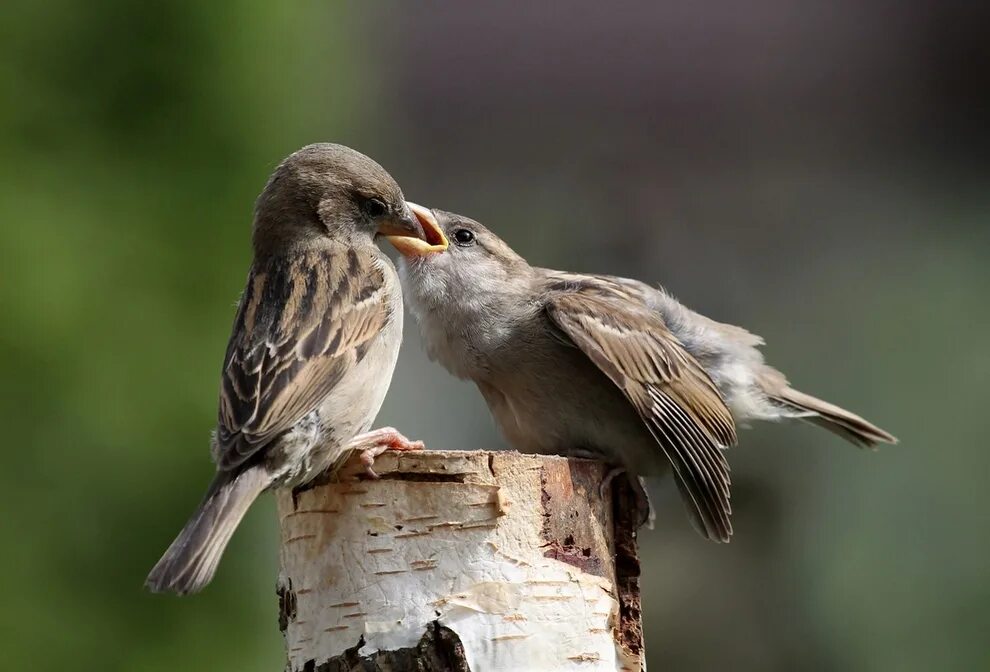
[276,450,645,671]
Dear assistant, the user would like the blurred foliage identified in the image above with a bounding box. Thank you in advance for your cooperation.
[2,2,988,671]
[0,1,368,669]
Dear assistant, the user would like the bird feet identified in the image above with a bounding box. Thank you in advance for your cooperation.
[599,466,627,499]
[347,427,425,479]
[599,467,655,531]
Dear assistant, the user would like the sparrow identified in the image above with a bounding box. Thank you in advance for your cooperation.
[391,207,897,542]
[145,144,447,595]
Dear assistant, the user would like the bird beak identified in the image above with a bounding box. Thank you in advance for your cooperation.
[383,202,448,256]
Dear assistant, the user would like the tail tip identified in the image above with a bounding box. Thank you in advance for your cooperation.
[144,570,206,596]
[862,429,899,449]
[144,556,212,596]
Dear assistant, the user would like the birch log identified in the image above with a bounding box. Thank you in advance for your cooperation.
[276,450,645,672]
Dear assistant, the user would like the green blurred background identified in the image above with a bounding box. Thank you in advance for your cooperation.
[2,2,987,670]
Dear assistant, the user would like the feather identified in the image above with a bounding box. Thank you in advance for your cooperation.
[215,246,389,470]
[545,289,737,543]
[767,383,897,448]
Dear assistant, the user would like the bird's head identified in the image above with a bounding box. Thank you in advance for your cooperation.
[390,206,532,324]
[252,143,435,253]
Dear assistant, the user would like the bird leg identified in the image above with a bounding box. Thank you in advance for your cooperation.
[600,466,627,499]
[345,427,425,479]
[599,467,656,531]
[631,475,656,531]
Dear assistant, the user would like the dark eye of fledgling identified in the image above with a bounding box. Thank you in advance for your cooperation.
[362,197,388,218]
[453,228,475,246]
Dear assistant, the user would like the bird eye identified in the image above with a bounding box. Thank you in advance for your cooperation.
[453,228,475,246]
[362,197,388,218]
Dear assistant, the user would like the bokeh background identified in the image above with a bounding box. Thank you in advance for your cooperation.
[3,2,988,670]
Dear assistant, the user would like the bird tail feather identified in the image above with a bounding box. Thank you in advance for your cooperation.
[145,466,268,595]
[769,386,897,448]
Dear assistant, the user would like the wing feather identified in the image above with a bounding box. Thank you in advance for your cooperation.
[545,289,737,542]
[215,247,391,470]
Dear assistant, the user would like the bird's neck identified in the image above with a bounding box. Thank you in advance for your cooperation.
[252,218,374,260]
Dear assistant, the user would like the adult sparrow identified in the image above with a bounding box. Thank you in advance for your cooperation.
[392,207,896,542]
[145,144,446,595]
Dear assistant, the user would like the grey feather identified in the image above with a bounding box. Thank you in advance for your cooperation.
[397,208,897,543]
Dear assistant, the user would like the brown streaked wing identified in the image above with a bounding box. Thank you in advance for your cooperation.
[216,247,391,470]
[544,289,736,542]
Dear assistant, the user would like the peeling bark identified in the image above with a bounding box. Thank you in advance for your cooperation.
[277,450,645,672]
[277,577,297,633]
[304,623,471,672]
[612,479,645,671]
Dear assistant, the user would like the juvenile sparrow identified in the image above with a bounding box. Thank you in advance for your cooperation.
[146,144,446,595]
[392,207,896,542]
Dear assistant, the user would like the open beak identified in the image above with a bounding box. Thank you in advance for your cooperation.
[382,202,448,257]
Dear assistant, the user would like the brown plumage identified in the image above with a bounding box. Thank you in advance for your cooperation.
[215,247,391,470]
[763,383,896,448]
[396,208,897,542]
[146,144,431,594]
[546,292,735,541]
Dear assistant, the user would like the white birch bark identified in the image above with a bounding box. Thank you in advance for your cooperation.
[277,450,645,672]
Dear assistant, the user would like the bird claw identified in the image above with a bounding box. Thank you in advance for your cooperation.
[600,466,627,499]
[634,476,656,530]
[599,468,655,530]
[350,427,425,480]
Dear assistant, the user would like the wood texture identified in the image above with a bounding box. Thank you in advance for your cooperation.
[277,450,645,671]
